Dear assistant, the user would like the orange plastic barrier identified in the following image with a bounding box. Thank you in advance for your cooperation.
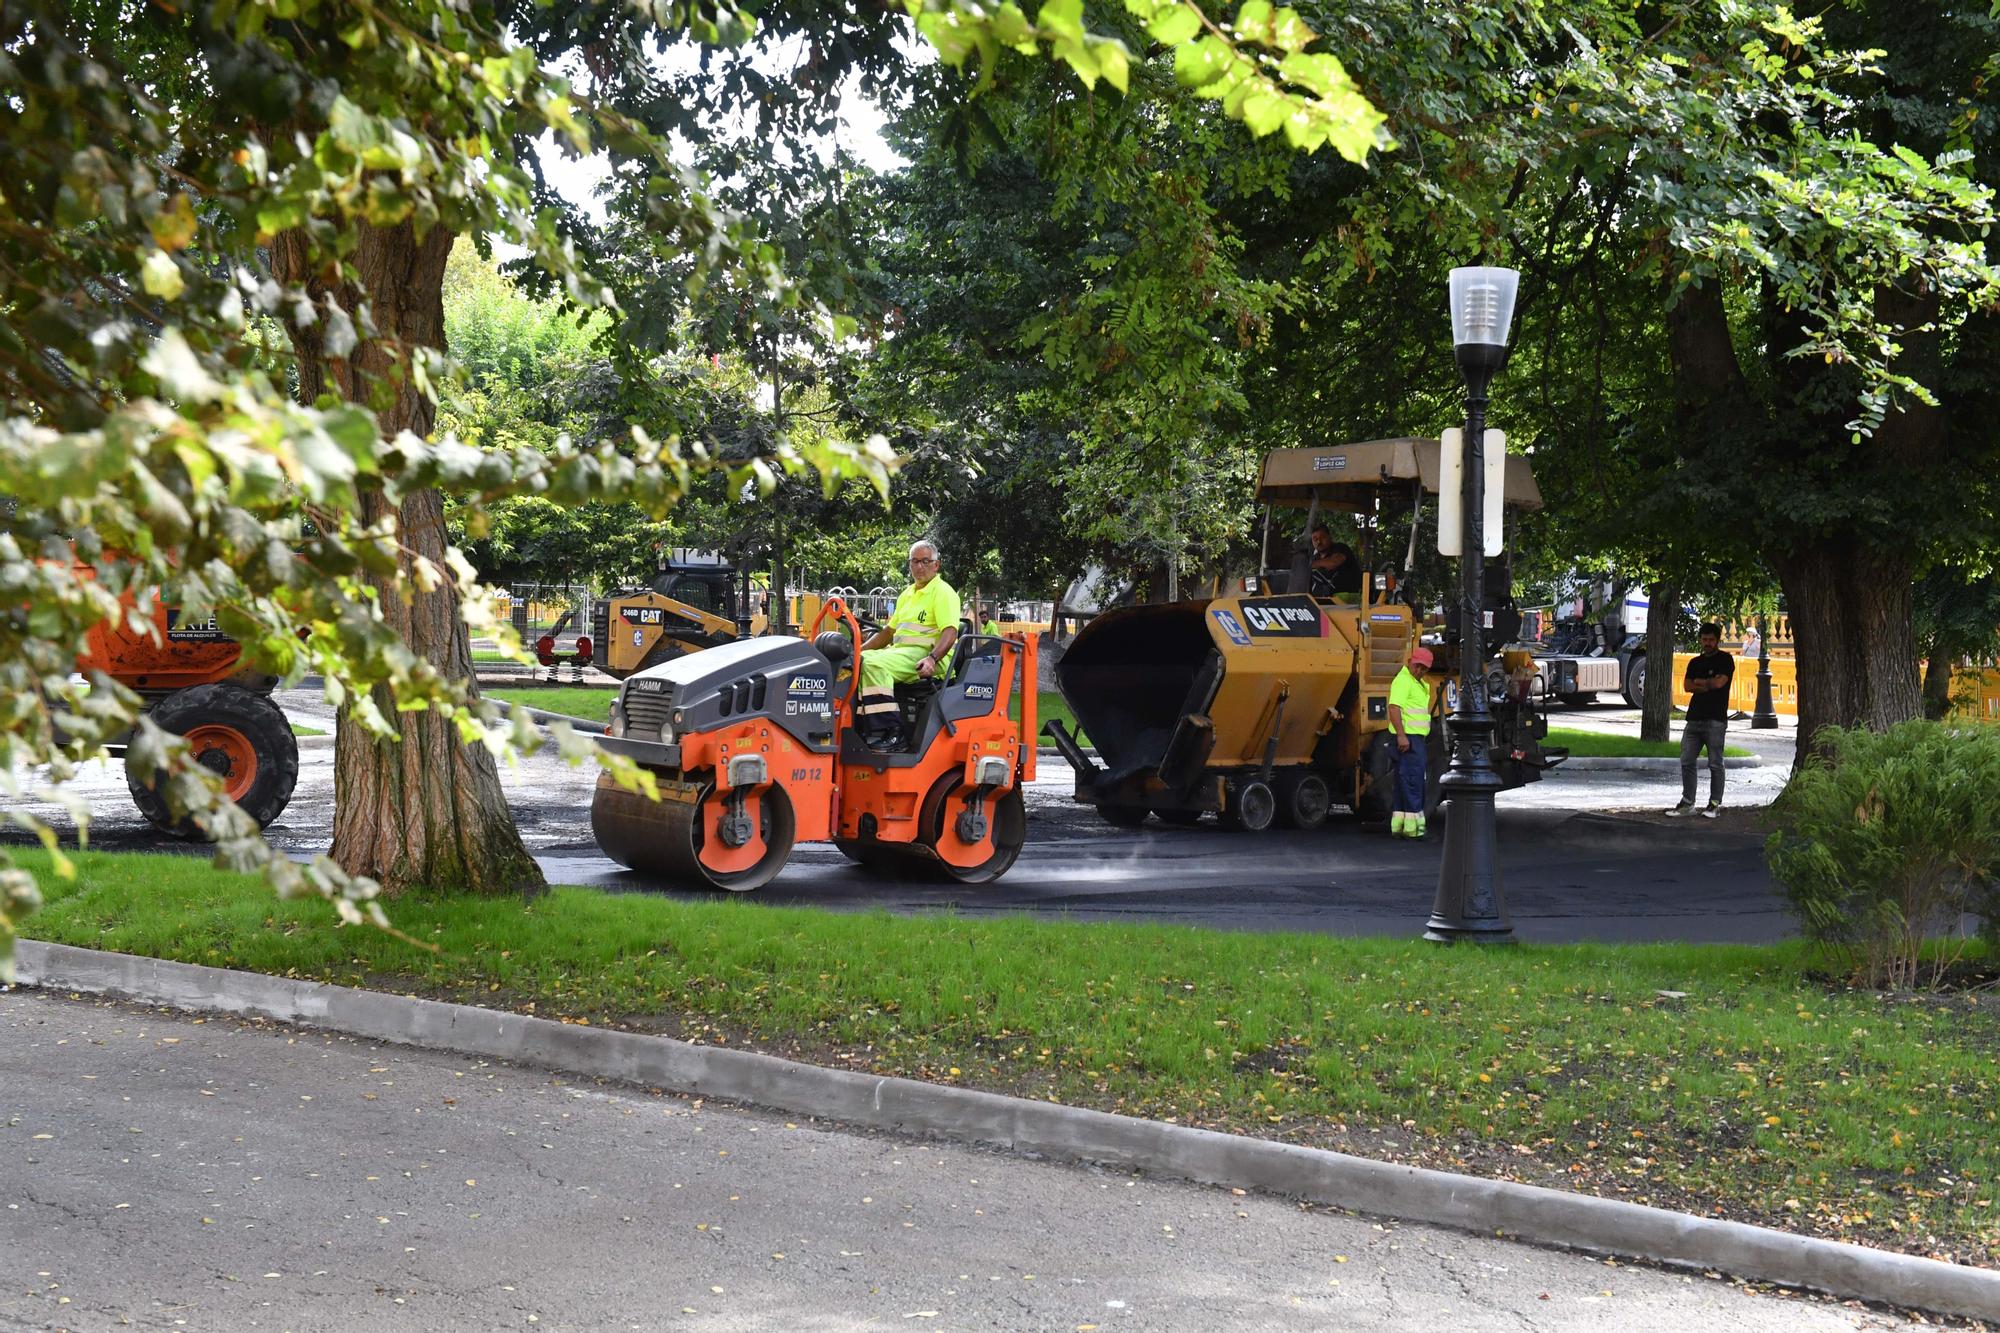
[1672,653,1799,715]
[1671,658,2000,721]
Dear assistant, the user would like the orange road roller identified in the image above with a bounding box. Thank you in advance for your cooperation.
[590,597,1037,891]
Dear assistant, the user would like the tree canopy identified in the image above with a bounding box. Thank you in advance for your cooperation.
[842,0,1998,755]
[0,0,1389,975]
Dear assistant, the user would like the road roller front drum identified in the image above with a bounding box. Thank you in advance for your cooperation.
[591,771,796,892]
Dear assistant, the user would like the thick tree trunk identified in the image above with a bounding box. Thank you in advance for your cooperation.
[275,219,544,896]
[1640,577,1677,744]
[1774,543,1923,768]
[1922,653,1954,720]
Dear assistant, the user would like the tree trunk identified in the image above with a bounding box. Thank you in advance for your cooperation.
[771,523,788,634]
[274,219,545,896]
[1922,652,1954,720]
[1641,577,1678,744]
[1774,542,1923,769]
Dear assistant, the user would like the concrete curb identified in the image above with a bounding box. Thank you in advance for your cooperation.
[15,940,1996,1321]
[296,734,335,751]
[1035,745,1096,762]
[515,707,607,735]
[1558,755,1760,772]
[1503,810,1766,855]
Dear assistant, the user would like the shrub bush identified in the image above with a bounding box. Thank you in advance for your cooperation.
[1766,721,2000,989]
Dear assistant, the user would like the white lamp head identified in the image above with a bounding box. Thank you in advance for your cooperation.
[1449,266,1520,349]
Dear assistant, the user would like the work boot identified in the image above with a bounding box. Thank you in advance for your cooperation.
[1414,815,1427,838]
[857,714,904,752]
[1390,812,1407,837]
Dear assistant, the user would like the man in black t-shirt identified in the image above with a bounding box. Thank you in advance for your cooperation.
[1669,623,1735,818]
[1308,525,1362,598]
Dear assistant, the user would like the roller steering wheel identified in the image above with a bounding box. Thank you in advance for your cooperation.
[807,596,865,711]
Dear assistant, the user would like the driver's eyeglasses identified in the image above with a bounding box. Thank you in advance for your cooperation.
[910,556,937,565]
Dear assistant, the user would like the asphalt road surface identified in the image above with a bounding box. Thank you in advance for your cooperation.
[3,690,1794,943]
[3,989,1916,1333]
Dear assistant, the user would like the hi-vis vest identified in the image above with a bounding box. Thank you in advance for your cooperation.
[889,577,961,653]
[1389,667,1433,736]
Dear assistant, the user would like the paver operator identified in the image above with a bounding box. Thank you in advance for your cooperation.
[855,539,961,749]
[1308,524,1362,598]
[1387,646,1435,838]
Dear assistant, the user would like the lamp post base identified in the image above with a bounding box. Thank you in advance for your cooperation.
[1750,616,1779,729]
[1752,667,1779,729]
[1424,787,1514,945]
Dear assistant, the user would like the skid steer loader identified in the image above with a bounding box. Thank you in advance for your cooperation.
[582,558,746,680]
[1043,437,1563,831]
[590,597,1037,891]
[79,593,299,838]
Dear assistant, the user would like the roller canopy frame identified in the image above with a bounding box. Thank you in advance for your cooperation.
[1254,437,1542,512]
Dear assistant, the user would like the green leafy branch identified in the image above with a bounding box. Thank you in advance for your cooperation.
[902,0,1391,161]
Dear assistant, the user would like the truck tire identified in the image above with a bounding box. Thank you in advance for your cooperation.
[1097,804,1151,829]
[1621,658,1647,709]
[1277,772,1331,830]
[127,683,299,838]
[1219,779,1275,832]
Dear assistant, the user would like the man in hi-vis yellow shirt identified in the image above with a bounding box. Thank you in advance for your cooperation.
[854,540,960,749]
[1387,646,1435,838]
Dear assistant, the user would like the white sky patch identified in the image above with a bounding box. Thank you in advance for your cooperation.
[524,31,918,229]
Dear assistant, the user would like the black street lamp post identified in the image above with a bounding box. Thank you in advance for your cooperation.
[1751,612,1779,728]
[1426,266,1519,945]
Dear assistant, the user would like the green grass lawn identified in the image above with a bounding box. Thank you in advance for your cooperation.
[14,847,1997,1263]
[1018,691,1085,746]
[1545,728,1751,759]
[291,724,325,737]
[486,686,615,722]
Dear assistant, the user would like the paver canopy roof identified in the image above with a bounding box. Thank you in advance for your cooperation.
[1255,437,1544,512]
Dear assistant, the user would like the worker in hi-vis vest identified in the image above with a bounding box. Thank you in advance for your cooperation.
[854,539,961,749]
[1387,646,1435,838]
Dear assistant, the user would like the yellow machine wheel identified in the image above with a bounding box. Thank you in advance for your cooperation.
[1219,778,1276,832]
[1357,734,1395,823]
[1277,772,1331,830]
